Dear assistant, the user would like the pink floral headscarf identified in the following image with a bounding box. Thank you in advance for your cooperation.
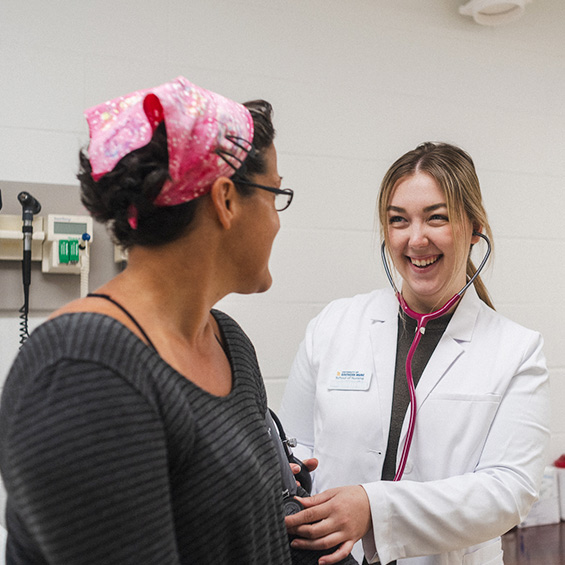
[84,76,254,206]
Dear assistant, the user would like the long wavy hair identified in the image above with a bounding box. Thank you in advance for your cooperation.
[377,142,494,309]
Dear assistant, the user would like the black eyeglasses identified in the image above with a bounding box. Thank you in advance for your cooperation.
[234,180,294,212]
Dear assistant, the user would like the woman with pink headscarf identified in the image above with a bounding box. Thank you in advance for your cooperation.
[0,77,354,565]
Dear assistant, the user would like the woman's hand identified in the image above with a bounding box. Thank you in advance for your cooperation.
[285,485,372,565]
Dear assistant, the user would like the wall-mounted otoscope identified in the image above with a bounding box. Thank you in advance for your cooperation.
[18,191,42,346]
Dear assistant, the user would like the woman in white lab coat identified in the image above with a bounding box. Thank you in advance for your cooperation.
[281,142,550,565]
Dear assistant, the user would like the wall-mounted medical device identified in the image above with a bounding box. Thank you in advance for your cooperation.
[0,215,45,261]
[0,191,101,344]
[17,191,43,346]
[42,214,94,299]
[42,214,93,274]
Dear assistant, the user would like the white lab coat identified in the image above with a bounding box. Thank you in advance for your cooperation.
[280,286,550,565]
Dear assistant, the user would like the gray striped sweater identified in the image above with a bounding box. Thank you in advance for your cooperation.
[0,310,291,564]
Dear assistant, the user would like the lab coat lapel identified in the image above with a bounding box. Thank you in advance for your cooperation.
[397,286,482,446]
[367,289,399,445]
[414,285,481,411]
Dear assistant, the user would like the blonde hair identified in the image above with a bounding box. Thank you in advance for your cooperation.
[377,142,494,309]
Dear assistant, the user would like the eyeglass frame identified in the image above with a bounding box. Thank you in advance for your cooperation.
[233,179,294,212]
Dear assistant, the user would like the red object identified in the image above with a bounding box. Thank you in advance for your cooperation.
[554,454,565,468]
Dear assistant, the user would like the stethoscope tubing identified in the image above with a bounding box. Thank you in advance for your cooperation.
[380,231,492,481]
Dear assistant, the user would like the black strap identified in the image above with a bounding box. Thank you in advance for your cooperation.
[214,333,228,355]
[87,293,158,353]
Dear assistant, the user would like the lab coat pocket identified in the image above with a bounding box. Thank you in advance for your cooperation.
[412,392,502,479]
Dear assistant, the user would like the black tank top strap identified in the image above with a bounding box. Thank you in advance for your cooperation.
[87,293,158,353]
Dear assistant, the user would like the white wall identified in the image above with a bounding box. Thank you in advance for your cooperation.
[1,0,564,468]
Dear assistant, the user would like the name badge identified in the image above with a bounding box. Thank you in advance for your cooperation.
[328,370,372,391]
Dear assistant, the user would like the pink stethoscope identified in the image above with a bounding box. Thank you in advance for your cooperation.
[380,231,491,480]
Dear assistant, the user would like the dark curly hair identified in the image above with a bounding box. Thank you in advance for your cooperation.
[78,99,275,248]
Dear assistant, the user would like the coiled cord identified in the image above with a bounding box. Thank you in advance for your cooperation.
[19,287,30,348]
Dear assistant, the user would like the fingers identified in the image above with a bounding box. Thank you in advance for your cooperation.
[286,485,372,561]
[285,499,327,533]
[300,489,332,507]
[285,490,334,530]
[291,532,344,551]
[318,541,355,565]
[291,536,355,565]
[290,458,318,475]
[303,457,319,472]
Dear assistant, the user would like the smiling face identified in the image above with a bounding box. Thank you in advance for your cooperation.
[386,172,475,313]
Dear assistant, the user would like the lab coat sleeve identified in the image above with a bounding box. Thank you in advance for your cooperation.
[362,331,550,565]
[279,316,319,465]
